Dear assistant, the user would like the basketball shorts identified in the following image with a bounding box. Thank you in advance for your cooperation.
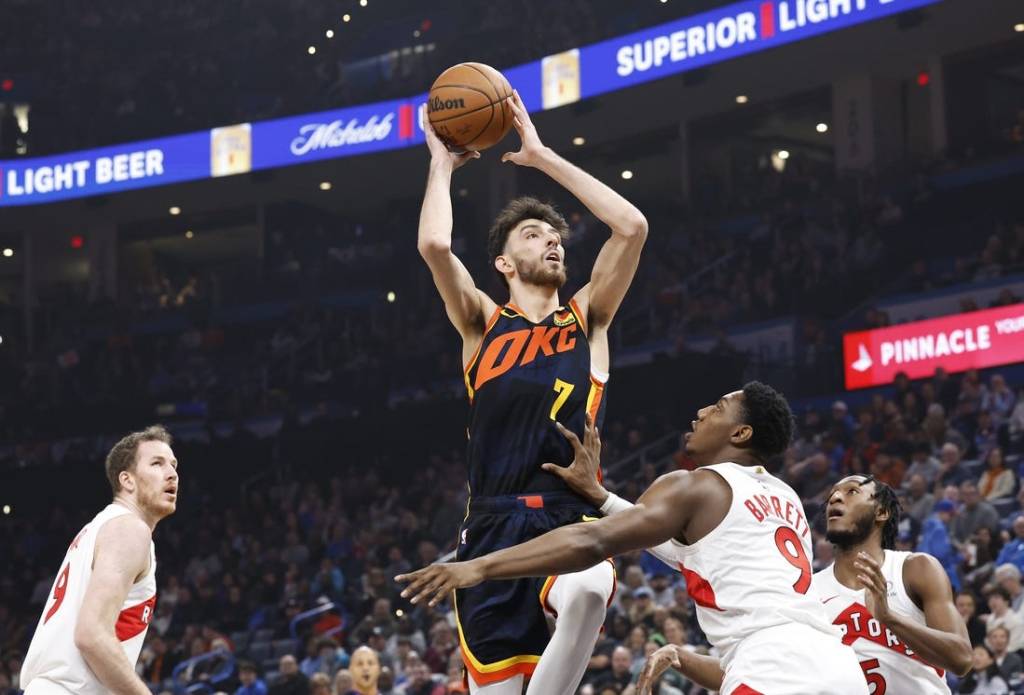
[453,491,604,687]
[721,623,869,695]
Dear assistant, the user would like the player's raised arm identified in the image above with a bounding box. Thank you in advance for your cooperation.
[855,551,973,676]
[73,515,154,695]
[417,110,496,340]
[501,90,648,330]
[397,469,703,606]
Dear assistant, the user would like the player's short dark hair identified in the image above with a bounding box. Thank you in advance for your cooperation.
[105,425,173,495]
[738,381,795,460]
[859,475,901,550]
[487,197,568,282]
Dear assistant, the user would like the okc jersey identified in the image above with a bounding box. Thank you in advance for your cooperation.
[654,463,838,665]
[464,300,606,497]
[21,504,157,695]
[814,551,950,695]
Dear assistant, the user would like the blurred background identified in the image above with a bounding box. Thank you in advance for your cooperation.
[1,0,1024,693]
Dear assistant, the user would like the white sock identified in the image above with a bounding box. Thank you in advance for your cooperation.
[525,562,615,695]
[470,673,524,695]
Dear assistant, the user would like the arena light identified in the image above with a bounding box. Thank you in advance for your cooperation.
[319,181,332,191]
[169,206,181,215]
[70,235,85,249]
[326,29,334,38]
[2,505,9,515]
[185,230,195,239]
[0,78,12,92]
[413,30,421,38]
[386,291,397,303]
[1015,23,1024,33]
[308,45,317,55]
[360,0,367,5]
[572,136,585,146]
[735,95,748,104]
[621,170,634,180]
[916,71,930,87]
[2,248,12,258]
[343,13,351,22]
[816,123,829,133]
[777,150,790,160]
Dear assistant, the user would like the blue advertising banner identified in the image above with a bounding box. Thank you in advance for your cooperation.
[0,131,209,206]
[0,0,938,207]
[575,0,941,100]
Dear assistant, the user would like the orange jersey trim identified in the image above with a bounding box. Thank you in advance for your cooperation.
[463,306,503,402]
[539,558,618,619]
[568,298,588,336]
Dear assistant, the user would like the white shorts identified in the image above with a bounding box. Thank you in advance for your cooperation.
[721,623,869,695]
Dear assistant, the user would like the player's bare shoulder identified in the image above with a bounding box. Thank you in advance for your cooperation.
[94,512,152,578]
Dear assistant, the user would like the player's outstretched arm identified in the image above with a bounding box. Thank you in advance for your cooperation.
[502,91,647,330]
[636,646,724,695]
[542,416,687,569]
[855,551,972,676]
[417,110,495,340]
[73,515,154,695]
[396,470,695,606]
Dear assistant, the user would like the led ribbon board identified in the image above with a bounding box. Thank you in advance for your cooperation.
[0,0,938,207]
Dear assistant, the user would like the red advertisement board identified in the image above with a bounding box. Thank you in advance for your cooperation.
[843,303,1024,389]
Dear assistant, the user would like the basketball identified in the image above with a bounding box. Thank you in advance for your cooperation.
[428,62,513,152]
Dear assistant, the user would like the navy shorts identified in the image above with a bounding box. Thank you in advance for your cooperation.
[453,492,602,686]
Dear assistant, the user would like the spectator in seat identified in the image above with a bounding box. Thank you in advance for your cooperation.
[397,661,442,695]
[904,443,941,489]
[904,473,936,524]
[918,500,961,591]
[978,447,1015,501]
[935,442,969,492]
[236,662,268,695]
[987,626,1023,684]
[310,673,332,695]
[996,517,1024,574]
[994,564,1024,612]
[595,646,633,693]
[349,646,382,695]
[953,481,1001,545]
[984,587,1024,653]
[959,645,1009,694]
[957,591,988,646]
[270,656,310,695]
[334,670,356,695]
[982,374,1016,425]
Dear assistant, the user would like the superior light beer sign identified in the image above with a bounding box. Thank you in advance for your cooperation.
[843,303,1024,389]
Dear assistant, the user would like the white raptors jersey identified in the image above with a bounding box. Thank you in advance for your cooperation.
[21,504,157,695]
[655,463,837,665]
[814,551,950,695]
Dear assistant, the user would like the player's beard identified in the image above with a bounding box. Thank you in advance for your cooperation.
[514,254,567,289]
[825,508,876,550]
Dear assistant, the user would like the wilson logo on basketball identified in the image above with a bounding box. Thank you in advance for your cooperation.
[428,96,466,113]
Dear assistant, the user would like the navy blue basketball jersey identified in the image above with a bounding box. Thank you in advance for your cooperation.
[463,299,607,498]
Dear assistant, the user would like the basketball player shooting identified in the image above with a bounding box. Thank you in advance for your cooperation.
[399,383,870,695]
[20,426,178,695]
[416,89,647,695]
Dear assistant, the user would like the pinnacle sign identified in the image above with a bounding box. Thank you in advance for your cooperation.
[842,302,1024,389]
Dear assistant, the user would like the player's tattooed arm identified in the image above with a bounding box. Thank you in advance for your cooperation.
[74,515,154,695]
[397,471,696,606]
[637,646,724,695]
[855,551,972,676]
[417,110,495,341]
